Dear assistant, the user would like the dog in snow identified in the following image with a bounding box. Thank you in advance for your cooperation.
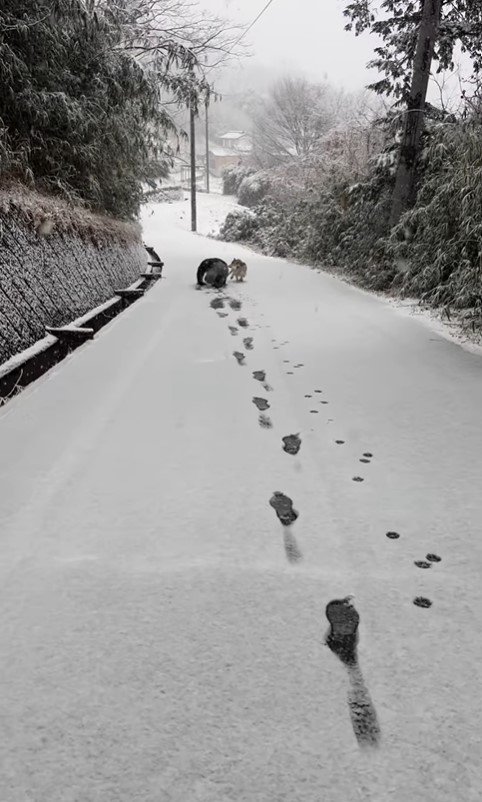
[196,257,229,289]
[228,259,247,282]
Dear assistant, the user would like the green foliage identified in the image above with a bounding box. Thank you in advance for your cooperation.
[0,0,210,218]
[237,171,272,207]
[222,165,255,195]
[390,121,482,325]
[342,0,482,101]
[220,114,482,330]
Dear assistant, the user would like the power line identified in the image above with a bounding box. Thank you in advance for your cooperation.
[209,0,277,71]
[232,0,277,49]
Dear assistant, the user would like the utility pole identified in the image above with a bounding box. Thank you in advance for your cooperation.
[389,0,443,228]
[190,94,197,232]
[205,96,210,194]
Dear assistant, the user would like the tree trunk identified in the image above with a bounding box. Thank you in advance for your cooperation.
[389,0,443,228]
[190,99,197,232]
[205,98,210,194]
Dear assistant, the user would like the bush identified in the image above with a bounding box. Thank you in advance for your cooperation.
[222,165,255,195]
[238,171,271,207]
[219,208,259,242]
[390,122,482,325]
[219,116,482,333]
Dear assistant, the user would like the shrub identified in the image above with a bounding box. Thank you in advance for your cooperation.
[222,165,255,195]
[238,171,271,207]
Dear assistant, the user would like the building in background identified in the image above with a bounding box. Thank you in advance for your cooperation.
[208,131,252,177]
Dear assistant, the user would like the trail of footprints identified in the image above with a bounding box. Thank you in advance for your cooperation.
[212,296,441,610]
[207,290,442,746]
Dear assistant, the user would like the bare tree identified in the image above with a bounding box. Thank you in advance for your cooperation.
[251,77,338,168]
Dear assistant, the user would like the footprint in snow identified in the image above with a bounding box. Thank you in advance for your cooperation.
[413,596,432,608]
[243,337,254,350]
[414,560,431,569]
[325,597,380,748]
[229,326,238,336]
[282,433,301,456]
[253,370,266,382]
[233,351,245,365]
[210,297,225,309]
[217,311,228,318]
[237,317,249,328]
[253,397,270,411]
[258,413,273,429]
[229,299,242,310]
[269,492,299,526]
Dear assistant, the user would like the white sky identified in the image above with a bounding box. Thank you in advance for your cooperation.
[202,0,379,91]
[200,0,469,110]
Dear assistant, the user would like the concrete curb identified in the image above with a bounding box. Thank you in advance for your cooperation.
[0,250,163,403]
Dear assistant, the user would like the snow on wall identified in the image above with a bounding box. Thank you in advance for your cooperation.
[0,208,145,364]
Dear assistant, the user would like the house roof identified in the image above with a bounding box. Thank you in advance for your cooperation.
[209,147,238,157]
[219,131,246,140]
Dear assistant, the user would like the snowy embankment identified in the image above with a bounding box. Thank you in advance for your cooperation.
[1,189,482,800]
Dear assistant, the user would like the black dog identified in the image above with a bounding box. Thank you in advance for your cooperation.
[196,258,228,289]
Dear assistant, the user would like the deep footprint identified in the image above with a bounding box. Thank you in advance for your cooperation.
[210,298,225,309]
[233,351,245,365]
[253,370,266,382]
[426,553,441,562]
[325,597,359,666]
[237,317,249,328]
[352,476,364,482]
[310,409,319,414]
[229,299,242,310]
[243,337,254,350]
[258,413,273,429]
[325,597,381,748]
[359,458,370,463]
[386,531,400,539]
[363,452,373,458]
[414,560,431,569]
[413,596,432,608]
[253,397,270,411]
[282,433,301,456]
[335,440,345,445]
[269,492,299,526]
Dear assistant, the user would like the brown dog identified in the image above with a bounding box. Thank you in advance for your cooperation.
[228,259,247,282]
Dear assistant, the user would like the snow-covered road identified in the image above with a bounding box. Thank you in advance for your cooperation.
[1,192,482,801]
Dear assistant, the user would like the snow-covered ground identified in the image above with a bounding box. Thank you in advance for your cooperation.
[142,185,238,239]
[1,191,482,801]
